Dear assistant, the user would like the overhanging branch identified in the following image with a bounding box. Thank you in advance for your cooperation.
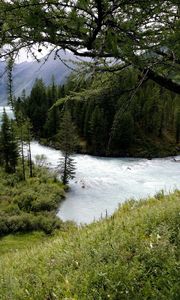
[145,68,180,94]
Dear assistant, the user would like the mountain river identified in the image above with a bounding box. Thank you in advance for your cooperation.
[1,107,180,224]
[30,141,180,224]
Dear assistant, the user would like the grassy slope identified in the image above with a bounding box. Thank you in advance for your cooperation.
[0,190,180,299]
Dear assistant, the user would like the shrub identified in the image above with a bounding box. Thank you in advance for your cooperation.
[0,164,65,236]
[0,213,62,236]
[36,214,62,234]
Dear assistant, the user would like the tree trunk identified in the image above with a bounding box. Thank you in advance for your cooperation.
[63,153,68,185]
[28,140,33,177]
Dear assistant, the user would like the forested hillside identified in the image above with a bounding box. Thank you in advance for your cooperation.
[14,68,180,158]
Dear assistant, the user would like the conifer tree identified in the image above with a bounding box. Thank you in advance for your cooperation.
[57,110,77,185]
[90,106,108,155]
[27,79,48,136]
[15,114,33,180]
[175,108,180,143]
[44,107,60,138]
[0,109,18,173]
[25,118,33,178]
[109,111,134,153]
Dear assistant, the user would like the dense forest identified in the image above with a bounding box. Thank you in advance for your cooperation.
[14,68,180,158]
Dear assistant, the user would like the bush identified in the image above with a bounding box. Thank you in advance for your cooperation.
[0,213,62,236]
[15,192,36,212]
[3,204,20,215]
[0,164,65,236]
[31,197,57,212]
[0,217,9,236]
[36,214,62,234]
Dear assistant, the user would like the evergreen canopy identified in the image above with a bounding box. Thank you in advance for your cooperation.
[0,1,180,93]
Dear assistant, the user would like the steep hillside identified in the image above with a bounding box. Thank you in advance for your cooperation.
[0,190,180,299]
[0,51,76,105]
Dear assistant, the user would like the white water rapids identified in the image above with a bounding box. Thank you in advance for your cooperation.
[30,141,180,224]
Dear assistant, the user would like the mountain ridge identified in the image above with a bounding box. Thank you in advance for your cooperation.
[0,51,77,105]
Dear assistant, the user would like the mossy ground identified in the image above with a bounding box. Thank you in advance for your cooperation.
[0,190,180,299]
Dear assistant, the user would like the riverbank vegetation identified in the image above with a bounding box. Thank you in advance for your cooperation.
[0,109,72,237]
[14,69,180,158]
[0,161,66,236]
[0,190,179,299]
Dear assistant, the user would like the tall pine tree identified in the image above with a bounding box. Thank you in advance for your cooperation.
[57,110,77,185]
[0,109,18,173]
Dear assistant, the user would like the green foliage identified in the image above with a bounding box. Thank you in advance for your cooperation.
[58,156,76,185]
[0,213,62,236]
[61,70,180,157]
[175,107,180,143]
[0,164,65,237]
[0,190,180,299]
[16,69,180,158]
[0,1,179,93]
[44,78,61,137]
[26,79,48,136]
[89,106,108,154]
[0,232,47,256]
[6,56,14,107]
[14,78,62,140]
[44,106,60,137]
[109,111,134,153]
[0,109,19,173]
[57,110,77,155]
[57,110,77,184]
[14,115,33,179]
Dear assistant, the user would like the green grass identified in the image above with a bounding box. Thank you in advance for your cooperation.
[0,190,180,299]
[0,232,47,256]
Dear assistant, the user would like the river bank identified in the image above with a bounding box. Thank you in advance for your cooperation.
[40,135,180,159]
[0,162,67,237]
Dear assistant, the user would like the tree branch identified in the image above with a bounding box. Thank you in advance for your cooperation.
[145,68,180,94]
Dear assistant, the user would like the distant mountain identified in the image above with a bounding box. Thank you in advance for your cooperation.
[0,51,77,106]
